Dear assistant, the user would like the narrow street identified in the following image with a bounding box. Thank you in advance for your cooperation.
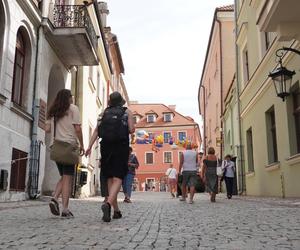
[0,192,299,250]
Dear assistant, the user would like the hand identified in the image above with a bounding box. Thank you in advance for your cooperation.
[79,146,85,156]
[85,147,91,157]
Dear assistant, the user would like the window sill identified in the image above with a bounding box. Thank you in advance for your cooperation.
[265,162,280,172]
[246,172,255,178]
[286,153,300,166]
[10,103,33,122]
[0,93,7,105]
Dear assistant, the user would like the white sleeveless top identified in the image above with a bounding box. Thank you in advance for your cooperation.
[182,150,197,171]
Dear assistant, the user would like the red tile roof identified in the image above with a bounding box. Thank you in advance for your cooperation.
[217,4,234,11]
[129,103,198,128]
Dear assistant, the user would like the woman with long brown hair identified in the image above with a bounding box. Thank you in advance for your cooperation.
[45,89,84,218]
[201,147,218,202]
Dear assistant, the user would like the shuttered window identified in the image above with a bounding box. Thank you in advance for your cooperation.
[10,148,28,191]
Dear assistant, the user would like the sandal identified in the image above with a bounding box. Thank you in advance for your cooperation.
[49,198,60,216]
[61,210,74,218]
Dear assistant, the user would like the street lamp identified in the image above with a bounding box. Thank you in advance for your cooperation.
[269,47,300,101]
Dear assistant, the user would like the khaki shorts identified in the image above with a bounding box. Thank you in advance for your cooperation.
[182,171,198,187]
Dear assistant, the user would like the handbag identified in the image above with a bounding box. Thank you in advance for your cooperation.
[216,159,224,177]
[50,117,79,165]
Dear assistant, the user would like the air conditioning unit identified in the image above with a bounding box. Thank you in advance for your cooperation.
[0,169,8,191]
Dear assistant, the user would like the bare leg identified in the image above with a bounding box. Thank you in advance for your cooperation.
[189,186,195,201]
[107,177,122,211]
[181,185,187,200]
[53,177,63,200]
[61,175,72,211]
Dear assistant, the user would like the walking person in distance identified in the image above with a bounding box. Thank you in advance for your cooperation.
[179,143,198,204]
[86,91,135,222]
[201,147,218,202]
[46,89,85,218]
[222,154,235,199]
[122,147,139,203]
[165,164,177,198]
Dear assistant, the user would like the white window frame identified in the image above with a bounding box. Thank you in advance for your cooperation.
[163,151,173,163]
[147,114,155,123]
[145,151,154,165]
[164,113,173,122]
[163,131,172,143]
[177,131,187,141]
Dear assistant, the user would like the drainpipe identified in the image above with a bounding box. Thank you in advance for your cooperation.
[216,17,224,160]
[31,22,43,141]
[234,0,246,194]
[200,85,206,155]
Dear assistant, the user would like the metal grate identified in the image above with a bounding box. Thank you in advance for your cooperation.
[52,5,98,51]
[28,140,42,199]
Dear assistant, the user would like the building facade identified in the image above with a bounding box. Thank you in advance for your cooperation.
[0,0,129,201]
[198,5,235,160]
[129,103,201,192]
[235,0,300,197]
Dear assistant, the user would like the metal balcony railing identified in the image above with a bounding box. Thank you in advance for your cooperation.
[52,5,98,52]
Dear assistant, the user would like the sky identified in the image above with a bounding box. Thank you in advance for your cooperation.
[105,0,233,125]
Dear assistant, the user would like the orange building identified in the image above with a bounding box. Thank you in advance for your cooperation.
[129,103,201,192]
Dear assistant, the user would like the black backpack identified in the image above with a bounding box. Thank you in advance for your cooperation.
[98,106,129,143]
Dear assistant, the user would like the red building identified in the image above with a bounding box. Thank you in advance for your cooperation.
[129,103,201,191]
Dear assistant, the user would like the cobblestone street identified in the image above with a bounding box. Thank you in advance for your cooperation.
[0,192,300,250]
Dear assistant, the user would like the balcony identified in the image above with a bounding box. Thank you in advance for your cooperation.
[257,0,300,41]
[45,5,99,67]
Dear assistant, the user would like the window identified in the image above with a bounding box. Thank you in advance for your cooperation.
[145,152,154,164]
[12,32,26,106]
[147,115,155,123]
[242,47,250,83]
[246,128,254,172]
[261,32,276,56]
[293,88,300,153]
[164,152,172,163]
[178,131,186,141]
[163,132,171,143]
[133,116,138,124]
[10,148,28,191]
[266,106,278,163]
[164,113,172,122]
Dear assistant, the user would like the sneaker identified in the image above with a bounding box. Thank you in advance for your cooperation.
[61,210,74,218]
[49,198,60,216]
[188,200,194,204]
[179,198,186,202]
[112,210,122,219]
[101,202,111,222]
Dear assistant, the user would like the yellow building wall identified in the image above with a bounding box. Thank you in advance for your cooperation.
[238,0,300,197]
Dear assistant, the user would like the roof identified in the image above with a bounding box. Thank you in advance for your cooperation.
[216,4,234,11]
[129,103,198,128]
[145,110,158,116]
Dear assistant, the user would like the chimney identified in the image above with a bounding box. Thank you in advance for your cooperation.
[168,105,176,111]
[98,1,109,27]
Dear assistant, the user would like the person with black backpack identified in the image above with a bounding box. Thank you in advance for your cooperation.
[85,92,135,222]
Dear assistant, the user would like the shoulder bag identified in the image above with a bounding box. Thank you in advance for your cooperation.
[50,117,79,165]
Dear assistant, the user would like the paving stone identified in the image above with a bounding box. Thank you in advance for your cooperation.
[0,193,300,249]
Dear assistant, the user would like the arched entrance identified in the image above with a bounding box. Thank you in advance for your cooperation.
[42,65,65,195]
